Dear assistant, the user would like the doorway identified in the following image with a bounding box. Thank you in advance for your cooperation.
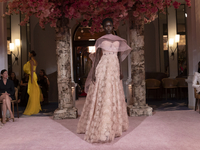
[73,25,106,99]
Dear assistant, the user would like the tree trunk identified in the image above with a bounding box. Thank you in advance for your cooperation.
[127,16,152,116]
[53,23,78,119]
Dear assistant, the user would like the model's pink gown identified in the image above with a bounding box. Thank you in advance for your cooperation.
[77,41,129,143]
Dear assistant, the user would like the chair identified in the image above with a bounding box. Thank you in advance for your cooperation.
[145,79,161,99]
[176,78,188,99]
[194,88,200,114]
[12,87,19,118]
[162,78,178,100]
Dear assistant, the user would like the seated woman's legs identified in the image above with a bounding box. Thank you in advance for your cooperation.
[1,99,6,124]
[0,95,14,123]
[5,95,14,119]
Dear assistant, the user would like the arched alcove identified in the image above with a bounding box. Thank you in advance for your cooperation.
[33,23,58,102]
[72,25,116,98]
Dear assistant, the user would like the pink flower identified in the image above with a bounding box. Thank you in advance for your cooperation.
[173,1,181,9]
[68,7,75,16]
[133,11,139,17]
[42,9,50,18]
[1,0,192,33]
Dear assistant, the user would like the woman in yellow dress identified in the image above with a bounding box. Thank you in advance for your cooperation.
[23,51,41,115]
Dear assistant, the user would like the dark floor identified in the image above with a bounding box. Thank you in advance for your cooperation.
[147,98,189,111]
[16,102,59,117]
[14,96,189,117]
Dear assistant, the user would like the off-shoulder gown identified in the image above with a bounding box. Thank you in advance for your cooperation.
[77,40,129,143]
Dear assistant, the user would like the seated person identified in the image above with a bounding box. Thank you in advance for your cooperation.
[38,69,50,105]
[9,72,19,88]
[9,72,20,102]
[19,73,29,106]
[0,69,15,124]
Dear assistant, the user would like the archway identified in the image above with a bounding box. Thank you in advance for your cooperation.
[73,25,118,99]
[72,25,106,99]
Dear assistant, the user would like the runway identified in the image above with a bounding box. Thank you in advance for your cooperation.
[0,98,200,150]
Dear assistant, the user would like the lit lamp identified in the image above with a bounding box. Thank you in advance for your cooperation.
[9,41,19,65]
[9,43,14,51]
[169,34,180,60]
[88,46,95,53]
[15,39,20,47]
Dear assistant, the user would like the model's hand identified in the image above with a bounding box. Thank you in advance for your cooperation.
[92,74,96,84]
[120,74,123,80]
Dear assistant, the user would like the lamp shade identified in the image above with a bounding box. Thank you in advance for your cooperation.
[88,46,95,53]
[15,39,20,47]
[169,38,174,47]
[175,34,180,43]
[9,43,14,51]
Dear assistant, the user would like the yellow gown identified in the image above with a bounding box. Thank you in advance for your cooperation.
[23,60,41,115]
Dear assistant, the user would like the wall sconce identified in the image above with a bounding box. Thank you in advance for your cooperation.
[9,39,20,65]
[15,39,20,47]
[88,46,95,53]
[169,34,180,60]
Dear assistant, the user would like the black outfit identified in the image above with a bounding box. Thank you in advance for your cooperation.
[11,79,19,88]
[19,77,29,106]
[0,79,15,100]
[38,77,49,104]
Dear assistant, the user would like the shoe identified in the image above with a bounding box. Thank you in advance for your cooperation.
[10,117,14,122]
[10,115,15,122]
[2,118,6,124]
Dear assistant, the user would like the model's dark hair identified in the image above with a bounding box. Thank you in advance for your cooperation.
[30,51,36,57]
[1,69,7,79]
[102,18,113,27]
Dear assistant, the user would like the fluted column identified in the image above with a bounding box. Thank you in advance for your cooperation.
[53,20,78,119]
[0,3,7,70]
[127,16,152,116]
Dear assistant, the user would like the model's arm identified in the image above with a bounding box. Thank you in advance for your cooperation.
[118,52,123,80]
[92,48,102,83]
[30,60,33,83]
[192,72,200,92]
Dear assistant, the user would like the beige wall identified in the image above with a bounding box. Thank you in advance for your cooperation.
[30,16,57,102]
[11,14,21,79]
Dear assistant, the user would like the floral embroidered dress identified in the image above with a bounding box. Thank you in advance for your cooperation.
[77,34,131,143]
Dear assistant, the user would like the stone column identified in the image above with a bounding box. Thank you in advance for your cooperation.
[127,17,152,116]
[53,19,78,119]
[126,21,134,105]
[0,3,7,70]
